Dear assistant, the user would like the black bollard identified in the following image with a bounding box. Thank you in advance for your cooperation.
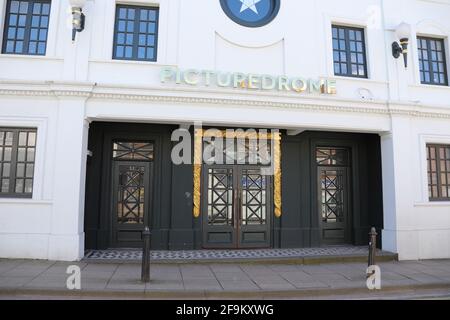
[141,226,151,283]
[368,227,378,267]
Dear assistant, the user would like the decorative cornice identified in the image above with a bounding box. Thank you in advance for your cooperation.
[1,88,450,120]
[0,89,91,98]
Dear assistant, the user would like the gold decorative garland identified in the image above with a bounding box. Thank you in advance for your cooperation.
[193,130,282,219]
[193,128,204,218]
[272,132,282,218]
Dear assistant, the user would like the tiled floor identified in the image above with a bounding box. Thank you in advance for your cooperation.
[84,246,391,261]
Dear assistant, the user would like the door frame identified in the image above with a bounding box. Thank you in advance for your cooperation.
[201,164,273,249]
[311,140,359,246]
[98,133,161,249]
[111,160,153,248]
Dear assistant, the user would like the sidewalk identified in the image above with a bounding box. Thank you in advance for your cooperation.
[0,258,449,299]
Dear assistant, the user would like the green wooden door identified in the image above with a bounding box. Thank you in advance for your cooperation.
[318,166,351,244]
[202,165,272,249]
[112,161,152,247]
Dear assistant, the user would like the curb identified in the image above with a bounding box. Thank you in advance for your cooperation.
[1,283,448,299]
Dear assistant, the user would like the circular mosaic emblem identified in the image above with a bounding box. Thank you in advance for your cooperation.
[220,0,280,28]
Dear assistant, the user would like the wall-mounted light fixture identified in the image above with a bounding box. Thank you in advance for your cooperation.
[69,0,86,42]
[392,22,411,68]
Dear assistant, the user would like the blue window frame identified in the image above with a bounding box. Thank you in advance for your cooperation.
[1,0,51,55]
[113,5,159,62]
[418,37,448,86]
[332,25,368,78]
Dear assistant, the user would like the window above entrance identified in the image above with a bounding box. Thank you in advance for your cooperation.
[112,142,154,161]
[316,148,350,166]
[203,137,272,165]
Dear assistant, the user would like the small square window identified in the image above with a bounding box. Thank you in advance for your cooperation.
[418,37,448,86]
[2,0,51,56]
[113,5,159,62]
[0,128,37,198]
[427,144,450,201]
[332,25,368,78]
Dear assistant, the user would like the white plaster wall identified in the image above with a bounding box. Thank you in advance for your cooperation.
[0,0,449,261]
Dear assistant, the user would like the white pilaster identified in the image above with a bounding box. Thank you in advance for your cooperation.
[48,97,89,261]
[381,114,419,260]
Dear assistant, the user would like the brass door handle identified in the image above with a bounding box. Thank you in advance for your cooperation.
[238,190,243,223]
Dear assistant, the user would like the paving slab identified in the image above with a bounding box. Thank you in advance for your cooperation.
[80,279,109,290]
[301,265,336,275]
[213,272,251,281]
[183,279,222,291]
[106,279,146,291]
[0,258,449,299]
[24,279,68,290]
[291,281,329,289]
[0,260,26,275]
[382,278,422,287]
[2,266,50,278]
[219,279,260,291]
[209,264,243,272]
[267,265,301,272]
[323,280,364,289]
[0,276,34,288]
[404,273,447,284]
[240,265,277,275]
[379,271,410,281]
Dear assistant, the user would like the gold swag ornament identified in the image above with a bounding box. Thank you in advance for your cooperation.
[192,129,282,219]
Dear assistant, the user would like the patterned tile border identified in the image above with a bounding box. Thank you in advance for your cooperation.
[84,246,393,262]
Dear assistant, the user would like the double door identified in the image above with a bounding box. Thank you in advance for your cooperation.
[202,165,272,249]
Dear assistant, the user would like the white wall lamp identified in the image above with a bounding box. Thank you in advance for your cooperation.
[392,22,412,68]
[69,0,86,42]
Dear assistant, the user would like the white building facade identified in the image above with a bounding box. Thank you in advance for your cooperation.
[0,0,449,261]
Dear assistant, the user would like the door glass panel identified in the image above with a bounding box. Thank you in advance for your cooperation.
[117,165,146,225]
[316,148,350,166]
[207,168,233,226]
[203,137,271,165]
[241,169,267,226]
[113,142,154,160]
[320,169,345,223]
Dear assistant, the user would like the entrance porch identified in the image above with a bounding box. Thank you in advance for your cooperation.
[84,122,384,251]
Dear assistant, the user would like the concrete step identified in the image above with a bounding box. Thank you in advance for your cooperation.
[83,247,398,265]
